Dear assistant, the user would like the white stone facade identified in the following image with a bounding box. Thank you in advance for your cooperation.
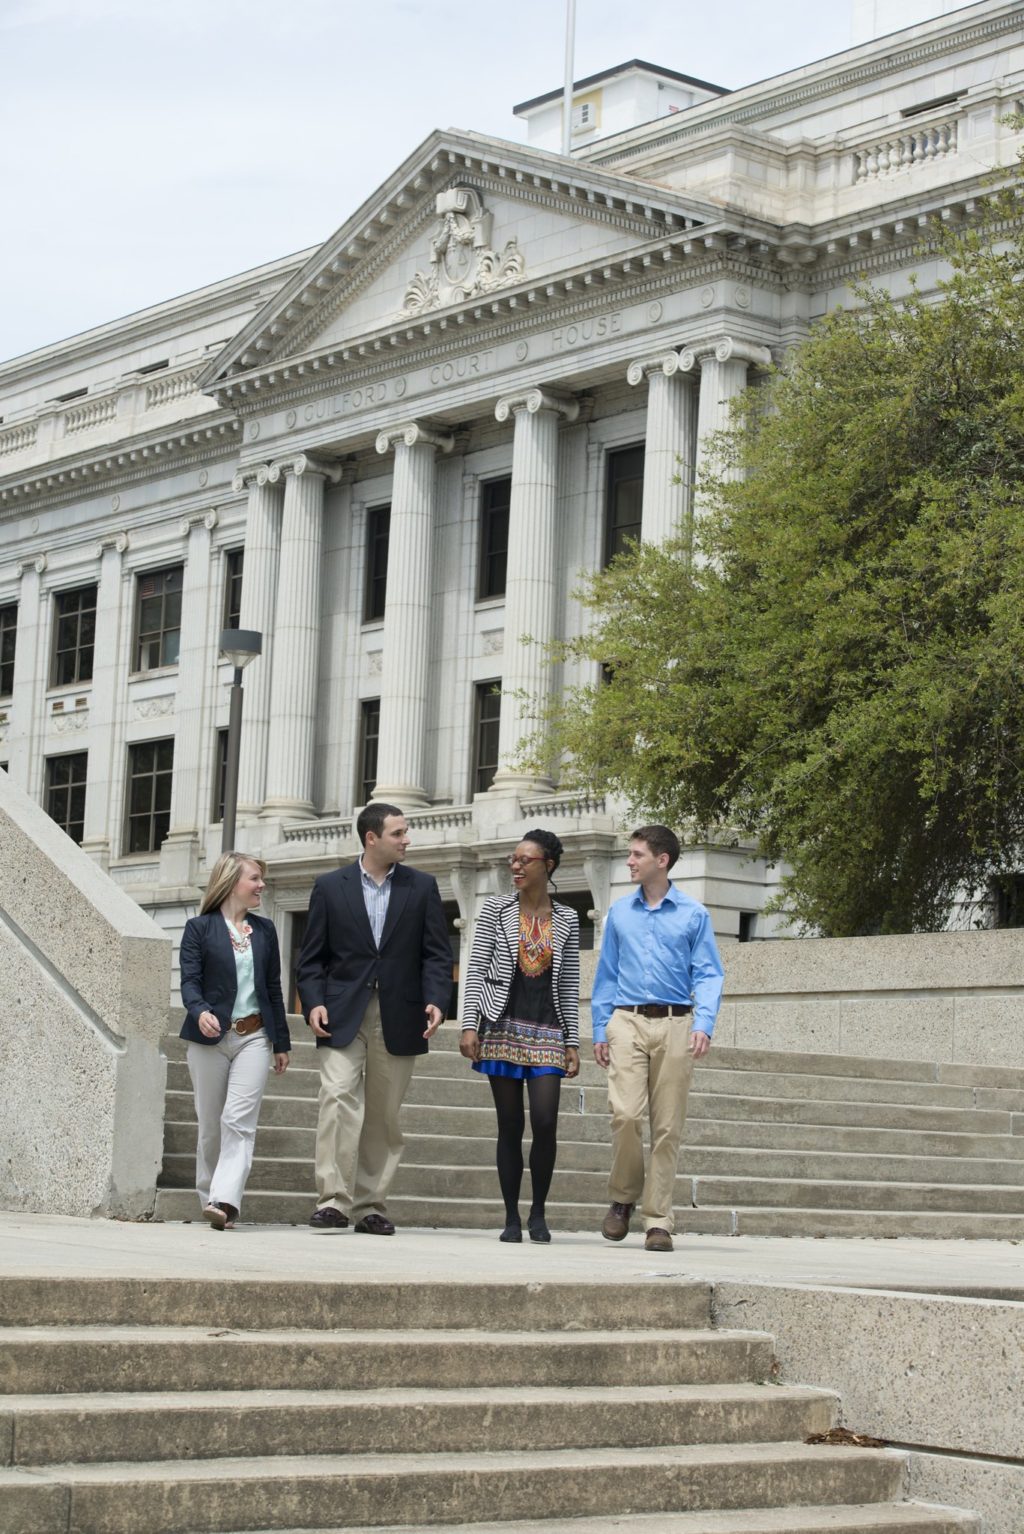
[0,3,1021,985]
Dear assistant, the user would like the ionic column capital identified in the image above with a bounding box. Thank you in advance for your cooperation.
[266,452,343,484]
[714,336,773,368]
[232,465,269,493]
[626,352,684,387]
[375,421,455,456]
[178,509,219,538]
[680,337,773,371]
[495,388,579,425]
[92,532,130,560]
[16,554,47,577]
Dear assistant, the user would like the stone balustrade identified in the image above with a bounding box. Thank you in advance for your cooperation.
[853,117,959,183]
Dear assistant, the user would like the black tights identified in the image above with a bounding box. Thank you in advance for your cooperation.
[488,1073,562,1226]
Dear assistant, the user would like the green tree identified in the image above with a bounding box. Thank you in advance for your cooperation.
[544,206,1024,935]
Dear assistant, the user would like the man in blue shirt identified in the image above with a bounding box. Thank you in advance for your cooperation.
[591,824,724,1253]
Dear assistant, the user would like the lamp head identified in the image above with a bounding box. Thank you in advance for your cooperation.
[219,628,262,671]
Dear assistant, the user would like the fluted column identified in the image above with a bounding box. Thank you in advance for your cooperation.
[262,453,341,819]
[162,511,218,884]
[6,555,46,795]
[626,351,695,544]
[372,422,454,807]
[81,534,129,866]
[490,388,578,795]
[682,336,772,516]
[233,466,282,817]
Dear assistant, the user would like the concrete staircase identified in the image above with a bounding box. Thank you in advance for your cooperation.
[0,1274,978,1533]
[155,1025,1024,1238]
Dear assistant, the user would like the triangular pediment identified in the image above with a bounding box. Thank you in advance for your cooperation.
[202,129,724,391]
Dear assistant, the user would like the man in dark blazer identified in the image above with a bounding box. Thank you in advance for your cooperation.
[297,802,452,1234]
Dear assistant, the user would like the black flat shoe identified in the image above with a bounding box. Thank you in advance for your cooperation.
[528,1216,551,1244]
[499,1222,523,1243]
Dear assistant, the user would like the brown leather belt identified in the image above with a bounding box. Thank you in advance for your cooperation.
[233,1013,264,1035]
[626,1003,692,1019]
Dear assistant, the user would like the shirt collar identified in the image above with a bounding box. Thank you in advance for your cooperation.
[359,857,396,887]
[630,881,681,910]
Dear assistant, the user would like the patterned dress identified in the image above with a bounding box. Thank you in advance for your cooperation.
[473,911,567,1080]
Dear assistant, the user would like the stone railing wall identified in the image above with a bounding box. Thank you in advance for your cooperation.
[715,928,1024,1067]
[853,117,958,183]
[0,770,170,1217]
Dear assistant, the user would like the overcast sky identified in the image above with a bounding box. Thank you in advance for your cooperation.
[1,0,865,362]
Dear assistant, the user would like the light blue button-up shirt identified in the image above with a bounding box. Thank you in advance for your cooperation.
[591,883,724,1043]
[360,857,395,948]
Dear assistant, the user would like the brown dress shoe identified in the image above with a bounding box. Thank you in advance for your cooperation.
[645,1227,674,1252]
[601,1201,634,1241]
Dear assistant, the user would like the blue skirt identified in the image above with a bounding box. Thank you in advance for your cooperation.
[473,1013,567,1079]
[474,1059,564,1080]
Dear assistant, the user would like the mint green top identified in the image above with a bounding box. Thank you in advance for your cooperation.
[225,918,260,1022]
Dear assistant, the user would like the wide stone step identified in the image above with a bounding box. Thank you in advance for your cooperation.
[0,1278,711,1333]
[165,1113,1024,1167]
[157,1147,1024,1200]
[0,1440,907,1534]
[689,1174,1024,1214]
[1,1381,836,1466]
[0,1326,773,1396]
[161,1086,1016,1139]
[151,1187,1024,1238]
[238,1508,979,1534]
[161,1059,1005,1112]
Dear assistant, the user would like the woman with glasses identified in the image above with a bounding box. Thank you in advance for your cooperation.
[459,829,580,1242]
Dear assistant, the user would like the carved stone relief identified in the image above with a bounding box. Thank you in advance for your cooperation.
[403,187,525,316]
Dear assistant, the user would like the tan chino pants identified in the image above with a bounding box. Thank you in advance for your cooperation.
[605,1008,695,1234]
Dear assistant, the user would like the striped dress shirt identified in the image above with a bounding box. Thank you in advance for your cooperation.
[359,858,395,947]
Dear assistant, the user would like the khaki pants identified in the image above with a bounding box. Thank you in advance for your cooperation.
[605,1008,695,1234]
[314,994,417,1222]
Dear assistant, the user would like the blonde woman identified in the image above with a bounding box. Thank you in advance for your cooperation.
[179,852,290,1229]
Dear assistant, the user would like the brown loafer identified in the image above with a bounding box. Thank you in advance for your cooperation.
[601,1201,634,1242]
[354,1213,396,1236]
[202,1204,227,1232]
[644,1227,674,1252]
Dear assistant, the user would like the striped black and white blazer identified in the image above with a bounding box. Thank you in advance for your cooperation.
[460,895,580,1048]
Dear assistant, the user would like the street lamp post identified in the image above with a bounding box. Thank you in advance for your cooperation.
[219,628,262,853]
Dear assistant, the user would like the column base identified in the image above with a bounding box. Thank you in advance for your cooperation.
[368,785,431,810]
[159,830,202,888]
[260,797,317,821]
[79,836,111,872]
[488,771,554,797]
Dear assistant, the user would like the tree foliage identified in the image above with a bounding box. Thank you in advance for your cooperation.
[543,202,1024,935]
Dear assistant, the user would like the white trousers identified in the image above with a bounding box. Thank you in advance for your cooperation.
[314,995,417,1221]
[186,1028,272,1214]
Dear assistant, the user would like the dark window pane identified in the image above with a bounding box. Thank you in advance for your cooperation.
[213,728,229,822]
[223,549,244,630]
[478,477,511,599]
[45,752,87,844]
[474,681,502,794]
[364,507,390,622]
[51,586,97,687]
[605,444,645,564]
[134,567,183,672]
[0,605,16,696]
[125,737,174,853]
[358,699,380,805]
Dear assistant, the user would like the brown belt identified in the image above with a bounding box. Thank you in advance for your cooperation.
[625,1003,692,1019]
[233,1013,264,1035]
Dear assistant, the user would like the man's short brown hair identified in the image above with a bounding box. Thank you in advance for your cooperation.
[631,824,680,870]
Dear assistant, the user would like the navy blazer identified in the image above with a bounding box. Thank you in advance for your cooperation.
[296,861,452,1057]
[179,910,291,1053]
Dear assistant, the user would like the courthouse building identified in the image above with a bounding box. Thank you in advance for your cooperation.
[0,1,1021,993]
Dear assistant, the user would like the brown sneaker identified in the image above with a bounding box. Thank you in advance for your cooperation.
[601,1201,634,1241]
[644,1227,674,1253]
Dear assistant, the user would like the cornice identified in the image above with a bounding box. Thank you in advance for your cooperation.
[0,417,243,514]
[587,5,1024,170]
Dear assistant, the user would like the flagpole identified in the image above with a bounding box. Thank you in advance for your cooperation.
[561,0,576,157]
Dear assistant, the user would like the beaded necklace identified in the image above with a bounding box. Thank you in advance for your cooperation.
[225,917,253,954]
[518,910,552,976]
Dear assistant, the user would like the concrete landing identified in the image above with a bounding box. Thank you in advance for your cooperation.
[2,1210,1022,1297]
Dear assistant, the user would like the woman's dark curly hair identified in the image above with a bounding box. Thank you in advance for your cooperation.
[520,828,563,871]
